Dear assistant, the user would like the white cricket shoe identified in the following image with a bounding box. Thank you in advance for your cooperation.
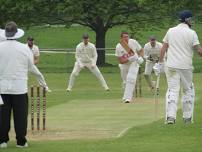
[166,117,176,124]
[183,118,192,124]
[66,88,72,92]
[122,99,130,103]
[0,142,7,148]
[105,87,110,91]
[16,142,28,148]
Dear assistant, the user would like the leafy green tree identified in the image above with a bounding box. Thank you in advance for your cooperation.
[0,0,202,64]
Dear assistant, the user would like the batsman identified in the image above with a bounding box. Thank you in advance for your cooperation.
[115,32,144,103]
[157,10,202,124]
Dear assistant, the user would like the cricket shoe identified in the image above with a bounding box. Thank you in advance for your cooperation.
[122,99,130,103]
[16,142,28,148]
[183,118,192,124]
[66,88,72,92]
[105,88,110,91]
[0,142,7,148]
[166,117,176,124]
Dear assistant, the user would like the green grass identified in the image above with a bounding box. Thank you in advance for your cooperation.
[20,24,202,48]
[2,24,202,151]
[19,24,202,73]
[3,72,202,152]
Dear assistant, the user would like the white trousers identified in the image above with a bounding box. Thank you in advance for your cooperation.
[144,60,155,75]
[119,62,139,101]
[67,62,109,90]
[144,60,156,88]
[165,66,195,121]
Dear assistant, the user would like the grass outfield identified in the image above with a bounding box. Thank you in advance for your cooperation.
[3,24,202,151]
[3,72,202,152]
[20,24,202,48]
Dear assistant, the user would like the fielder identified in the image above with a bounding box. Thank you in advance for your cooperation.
[144,36,162,90]
[27,36,40,64]
[66,33,109,91]
[157,10,202,124]
[115,32,144,103]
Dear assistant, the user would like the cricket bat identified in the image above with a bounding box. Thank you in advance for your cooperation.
[120,39,134,54]
[119,39,134,64]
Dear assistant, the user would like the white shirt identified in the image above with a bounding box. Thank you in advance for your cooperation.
[115,39,142,57]
[0,40,47,94]
[76,42,97,65]
[163,23,200,69]
[28,44,40,57]
[144,41,162,61]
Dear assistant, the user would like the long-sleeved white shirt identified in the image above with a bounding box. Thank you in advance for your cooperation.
[144,41,162,61]
[0,40,47,94]
[75,42,97,65]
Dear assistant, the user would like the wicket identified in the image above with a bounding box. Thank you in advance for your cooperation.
[30,85,46,131]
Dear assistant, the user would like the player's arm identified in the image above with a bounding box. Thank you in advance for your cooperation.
[159,43,168,63]
[130,40,144,64]
[137,48,144,57]
[115,44,130,64]
[34,55,39,64]
[91,45,98,66]
[75,46,84,67]
[194,44,202,57]
[28,51,50,91]
[143,46,149,60]
[34,46,40,64]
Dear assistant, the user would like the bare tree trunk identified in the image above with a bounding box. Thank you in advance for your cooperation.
[95,30,106,65]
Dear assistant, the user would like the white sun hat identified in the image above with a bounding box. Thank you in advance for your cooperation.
[0,21,24,40]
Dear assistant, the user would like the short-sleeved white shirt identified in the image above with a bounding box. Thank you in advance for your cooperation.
[115,39,142,57]
[163,23,200,69]
[144,41,162,60]
[28,44,40,57]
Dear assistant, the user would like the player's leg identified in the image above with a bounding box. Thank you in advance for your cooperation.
[87,65,109,90]
[165,67,181,124]
[144,61,155,90]
[123,62,139,103]
[67,62,82,91]
[119,64,129,90]
[12,94,28,147]
[0,95,12,147]
[179,69,195,123]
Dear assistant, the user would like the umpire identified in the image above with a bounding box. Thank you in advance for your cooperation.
[0,21,49,148]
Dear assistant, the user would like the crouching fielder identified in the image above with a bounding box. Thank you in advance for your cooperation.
[115,32,144,103]
[157,10,202,124]
[67,33,109,91]
[144,36,162,90]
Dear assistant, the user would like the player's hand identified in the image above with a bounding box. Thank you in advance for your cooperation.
[153,62,164,75]
[45,86,52,93]
[137,57,144,65]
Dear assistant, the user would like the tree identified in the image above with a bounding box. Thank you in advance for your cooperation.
[1,0,202,64]
[31,0,171,65]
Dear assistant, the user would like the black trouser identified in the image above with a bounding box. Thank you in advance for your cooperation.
[0,94,28,145]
